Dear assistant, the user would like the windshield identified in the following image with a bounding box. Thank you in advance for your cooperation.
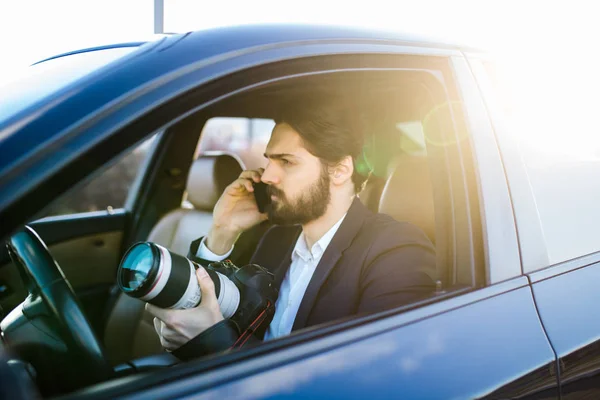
[0,47,138,127]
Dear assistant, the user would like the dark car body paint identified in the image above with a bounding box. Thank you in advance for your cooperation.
[531,256,600,399]
[62,278,558,399]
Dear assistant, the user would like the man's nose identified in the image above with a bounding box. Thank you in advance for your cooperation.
[261,163,279,185]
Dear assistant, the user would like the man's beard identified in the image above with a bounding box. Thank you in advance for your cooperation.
[267,167,330,225]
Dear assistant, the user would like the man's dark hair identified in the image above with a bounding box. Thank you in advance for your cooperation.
[275,100,371,193]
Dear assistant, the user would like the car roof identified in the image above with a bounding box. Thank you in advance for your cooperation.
[0,23,482,144]
[31,42,148,65]
[36,23,483,65]
[2,22,484,126]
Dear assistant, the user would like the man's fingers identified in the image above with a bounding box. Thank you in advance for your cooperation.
[159,323,178,341]
[196,267,218,308]
[159,335,177,352]
[243,179,254,192]
[240,170,262,182]
[153,317,161,335]
[231,169,265,193]
[153,317,176,351]
[229,177,254,193]
[160,325,189,347]
[146,303,174,324]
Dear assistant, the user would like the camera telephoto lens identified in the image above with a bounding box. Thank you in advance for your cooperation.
[117,242,240,318]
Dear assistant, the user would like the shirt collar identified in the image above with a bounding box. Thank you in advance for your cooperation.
[293,213,347,262]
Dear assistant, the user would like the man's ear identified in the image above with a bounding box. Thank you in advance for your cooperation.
[330,156,353,186]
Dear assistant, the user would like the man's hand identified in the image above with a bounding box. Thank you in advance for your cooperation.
[206,169,268,255]
[146,267,224,352]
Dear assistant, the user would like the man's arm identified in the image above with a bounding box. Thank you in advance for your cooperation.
[357,241,436,315]
[188,221,272,267]
[147,168,269,359]
[188,237,232,262]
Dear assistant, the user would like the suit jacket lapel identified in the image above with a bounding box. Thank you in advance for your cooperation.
[292,198,371,330]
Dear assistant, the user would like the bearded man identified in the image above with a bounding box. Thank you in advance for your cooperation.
[146,103,436,359]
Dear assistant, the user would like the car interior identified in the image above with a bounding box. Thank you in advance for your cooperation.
[0,65,483,397]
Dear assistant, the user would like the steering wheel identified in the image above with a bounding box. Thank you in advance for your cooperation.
[6,225,113,387]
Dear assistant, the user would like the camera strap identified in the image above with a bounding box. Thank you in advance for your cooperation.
[232,301,275,349]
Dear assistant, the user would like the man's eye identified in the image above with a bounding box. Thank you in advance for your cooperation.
[281,159,290,165]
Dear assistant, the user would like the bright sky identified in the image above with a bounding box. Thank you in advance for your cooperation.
[0,0,596,77]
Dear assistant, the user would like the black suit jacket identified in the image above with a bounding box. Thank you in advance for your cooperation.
[188,198,436,333]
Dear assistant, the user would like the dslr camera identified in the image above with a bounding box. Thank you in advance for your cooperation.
[117,242,278,349]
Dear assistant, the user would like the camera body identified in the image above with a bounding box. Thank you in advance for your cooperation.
[205,259,278,333]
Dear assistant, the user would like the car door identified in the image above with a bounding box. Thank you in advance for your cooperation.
[530,260,600,399]
[67,278,549,400]
[54,39,558,399]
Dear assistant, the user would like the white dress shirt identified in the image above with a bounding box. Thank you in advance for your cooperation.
[196,214,347,340]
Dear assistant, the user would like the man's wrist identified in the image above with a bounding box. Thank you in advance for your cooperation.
[196,237,232,261]
[205,226,240,256]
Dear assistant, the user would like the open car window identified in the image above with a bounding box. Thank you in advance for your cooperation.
[39,134,157,217]
[196,117,275,169]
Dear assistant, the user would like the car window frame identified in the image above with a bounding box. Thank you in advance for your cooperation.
[115,47,485,354]
[106,53,479,285]
[451,54,522,284]
[4,46,483,291]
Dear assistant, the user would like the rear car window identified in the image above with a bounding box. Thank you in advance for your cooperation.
[195,117,276,169]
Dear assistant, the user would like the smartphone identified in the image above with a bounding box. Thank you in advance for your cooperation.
[253,182,271,213]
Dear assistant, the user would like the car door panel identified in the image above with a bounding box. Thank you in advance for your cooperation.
[0,210,127,332]
[28,209,126,243]
[31,209,126,286]
[0,232,122,310]
[110,279,558,400]
[44,230,123,287]
[199,289,556,400]
[530,259,600,399]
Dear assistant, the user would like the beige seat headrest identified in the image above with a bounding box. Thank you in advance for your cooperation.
[186,152,244,211]
[378,156,436,243]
